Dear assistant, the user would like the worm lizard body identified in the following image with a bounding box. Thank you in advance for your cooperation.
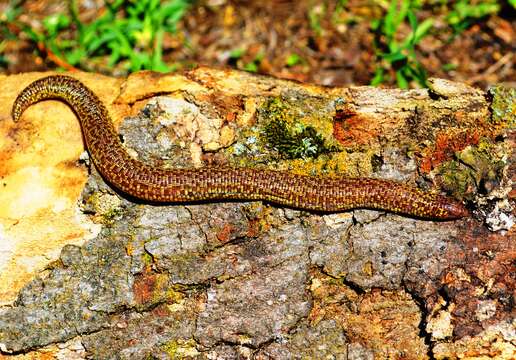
[11,75,469,220]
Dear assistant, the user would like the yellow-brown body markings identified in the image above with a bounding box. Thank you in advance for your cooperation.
[11,75,469,220]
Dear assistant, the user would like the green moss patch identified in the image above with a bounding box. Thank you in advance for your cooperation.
[261,97,337,159]
[437,138,506,199]
[488,84,515,128]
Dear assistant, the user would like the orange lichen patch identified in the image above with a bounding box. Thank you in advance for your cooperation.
[420,130,481,173]
[332,108,378,147]
[151,303,172,318]
[132,271,169,306]
[226,111,237,122]
[126,242,136,256]
[246,218,261,238]
[196,90,243,121]
[216,223,236,243]
[184,66,219,88]
[132,272,157,305]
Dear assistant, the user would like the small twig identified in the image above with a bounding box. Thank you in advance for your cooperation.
[469,52,513,82]
[37,41,80,72]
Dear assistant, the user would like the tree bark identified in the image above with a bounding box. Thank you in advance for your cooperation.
[0,68,513,359]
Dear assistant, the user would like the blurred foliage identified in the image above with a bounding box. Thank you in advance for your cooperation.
[0,2,21,68]
[228,47,266,73]
[0,45,7,68]
[1,0,512,87]
[308,3,324,36]
[371,0,433,88]
[446,0,501,34]
[17,0,192,73]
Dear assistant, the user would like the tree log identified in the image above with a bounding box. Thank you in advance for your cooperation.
[0,68,513,359]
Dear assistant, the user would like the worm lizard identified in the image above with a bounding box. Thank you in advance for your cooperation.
[11,75,469,220]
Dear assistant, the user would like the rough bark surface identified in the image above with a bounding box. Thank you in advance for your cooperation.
[0,69,514,359]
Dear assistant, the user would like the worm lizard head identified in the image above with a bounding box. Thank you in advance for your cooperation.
[441,199,470,219]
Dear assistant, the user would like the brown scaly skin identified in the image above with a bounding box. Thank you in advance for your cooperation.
[11,75,469,220]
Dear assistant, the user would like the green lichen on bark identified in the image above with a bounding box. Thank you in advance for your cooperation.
[488,84,515,128]
[160,338,200,358]
[82,191,124,224]
[437,138,506,199]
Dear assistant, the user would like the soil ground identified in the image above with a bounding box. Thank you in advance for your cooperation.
[1,1,515,87]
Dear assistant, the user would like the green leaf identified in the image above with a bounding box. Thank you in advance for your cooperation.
[64,47,85,65]
[106,0,125,13]
[151,28,169,72]
[149,0,161,12]
[396,69,409,89]
[382,51,407,63]
[4,5,21,22]
[383,0,398,37]
[413,18,433,44]
[163,2,189,31]
[397,0,411,25]
[286,53,302,67]
[371,0,432,89]
[370,18,380,31]
[80,23,97,46]
[370,67,385,86]
[229,48,245,59]
[42,14,70,36]
[108,44,121,66]
[0,53,8,67]
[129,52,144,71]
[254,51,265,62]
[386,0,410,37]
[87,31,117,54]
[47,41,63,58]
[387,40,400,54]
[405,64,427,87]
[21,26,42,42]
[407,10,418,33]
[163,0,190,20]
[243,61,258,73]
[442,63,458,72]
